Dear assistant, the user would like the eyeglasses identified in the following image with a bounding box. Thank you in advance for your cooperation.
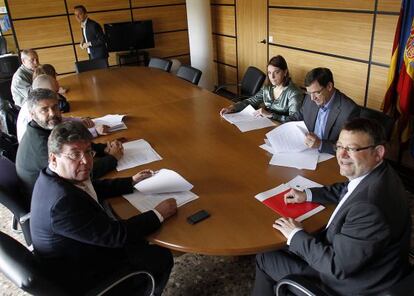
[59,150,96,161]
[333,144,376,153]
[306,87,325,96]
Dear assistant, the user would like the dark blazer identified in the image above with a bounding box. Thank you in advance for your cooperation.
[16,120,117,196]
[287,89,359,154]
[289,162,411,295]
[83,18,108,59]
[30,168,161,292]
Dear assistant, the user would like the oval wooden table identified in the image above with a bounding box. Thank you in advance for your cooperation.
[60,67,345,256]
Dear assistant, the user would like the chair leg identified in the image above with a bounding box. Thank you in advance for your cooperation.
[11,215,22,234]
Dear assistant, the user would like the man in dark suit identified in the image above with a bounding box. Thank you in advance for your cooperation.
[287,67,360,154]
[252,118,411,295]
[74,5,108,61]
[16,88,121,197]
[30,121,177,295]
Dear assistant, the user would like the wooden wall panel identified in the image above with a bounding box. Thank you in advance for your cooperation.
[4,35,17,53]
[174,55,191,66]
[211,0,234,4]
[37,45,76,74]
[217,63,237,92]
[270,46,368,106]
[215,35,236,66]
[14,16,72,49]
[8,0,66,19]
[66,0,129,12]
[377,0,401,12]
[131,0,185,8]
[70,10,132,43]
[211,5,235,36]
[367,65,389,110]
[132,5,187,33]
[372,14,399,65]
[269,0,374,10]
[269,9,373,60]
[148,31,189,58]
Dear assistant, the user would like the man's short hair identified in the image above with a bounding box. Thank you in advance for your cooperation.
[74,5,87,13]
[342,118,387,146]
[304,67,334,88]
[27,88,58,111]
[33,64,57,80]
[20,49,38,60]
[48,121,93,155]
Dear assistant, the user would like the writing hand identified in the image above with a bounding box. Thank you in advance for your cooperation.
[220,106,235,116]
[284,189,306,204]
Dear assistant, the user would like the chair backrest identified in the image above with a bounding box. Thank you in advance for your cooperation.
[75,58,108,74]
[0,231,68,296]
[176,65,202,85]
[240,66,266,97]
[148,57,172,72]
[0,78,13,103]
[359,106,394,141]
[0,36,7,55]
[0,55,20,78]
[0,156,31,246]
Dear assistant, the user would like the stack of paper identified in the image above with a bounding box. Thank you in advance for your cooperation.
[221,105,276,132]
[116,139,162,171]
[260,121,334,170]
[93,114,127,132]
[123,169,198,212]
[255,175,324,222]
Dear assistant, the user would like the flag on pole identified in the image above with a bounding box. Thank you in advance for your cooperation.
[383,0,414,142]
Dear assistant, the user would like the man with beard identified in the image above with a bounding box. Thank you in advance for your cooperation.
[16,88,122,198]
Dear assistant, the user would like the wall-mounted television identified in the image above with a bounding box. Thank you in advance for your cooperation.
[104,20,155,52]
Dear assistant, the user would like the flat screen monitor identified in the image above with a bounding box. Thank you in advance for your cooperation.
[104,20,155,52]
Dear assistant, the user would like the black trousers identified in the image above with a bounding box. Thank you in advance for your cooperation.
[252,248,319,296]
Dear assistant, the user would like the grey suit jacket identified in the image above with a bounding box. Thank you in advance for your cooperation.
[289,162,411,295]
[287,89,359,154]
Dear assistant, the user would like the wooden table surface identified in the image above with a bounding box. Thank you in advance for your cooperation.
[60,67,345,256]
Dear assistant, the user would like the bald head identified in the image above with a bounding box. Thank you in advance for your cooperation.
[32,74,59,93]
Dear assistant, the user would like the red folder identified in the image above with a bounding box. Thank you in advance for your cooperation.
[262,189,325,222]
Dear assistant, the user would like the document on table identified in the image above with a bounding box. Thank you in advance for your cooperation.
[269,150,320,170]
[116,139,162,171]
[123,169,198,212]
[93,114,127,132]
[265,121,308,153]
[221,105,276,132]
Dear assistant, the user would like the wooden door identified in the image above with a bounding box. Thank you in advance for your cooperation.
[236,0,268,80]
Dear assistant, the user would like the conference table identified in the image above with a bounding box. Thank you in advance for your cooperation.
[60,67,345,256]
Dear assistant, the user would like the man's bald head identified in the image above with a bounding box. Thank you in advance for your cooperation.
[32,74,59,93]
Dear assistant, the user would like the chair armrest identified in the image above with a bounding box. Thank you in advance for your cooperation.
[86,270,155,296]
[275,274,329,296]
[214,83,241,93]
[19,212,30,224]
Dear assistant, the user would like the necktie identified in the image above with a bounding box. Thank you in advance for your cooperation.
[339,183,349,201]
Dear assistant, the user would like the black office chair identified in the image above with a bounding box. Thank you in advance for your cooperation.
[176,65,202,85]
[0,55,20,79]
[0,78,13,103]
[0,156,31,246]
[214,66,266,102]
[75,58,108,74]
[359,106,394,141]
[148,57,172,72]
[0,99,19,137]
[0,231,156,296]
[275,267,414,296]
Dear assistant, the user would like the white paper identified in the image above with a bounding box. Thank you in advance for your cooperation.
[259,143,274,154]
[134,169,193,194]
[266,121,309,153]
[116,139,162,171]
[221,105,256,123]
[234,117,276,132]
[286,175,323,191]
[124,190,198,212]
[269,150,319,170]
[318,153,335,163]
[93,114,127,131]
[254,183,289,202]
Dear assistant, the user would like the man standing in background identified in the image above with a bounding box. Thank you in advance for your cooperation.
[74,5,108,62]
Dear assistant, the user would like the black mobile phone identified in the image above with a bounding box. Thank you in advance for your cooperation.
[187,210,210,225]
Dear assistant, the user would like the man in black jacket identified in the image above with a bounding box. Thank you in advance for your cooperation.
[31,121,177,295]
[16,88,121,198]
[74,5,108,61]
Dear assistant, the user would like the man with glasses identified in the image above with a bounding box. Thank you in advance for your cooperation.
[30,121,177,295]
[286,67,359,154]
[252,118,411,295]
[16,88,122,198]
